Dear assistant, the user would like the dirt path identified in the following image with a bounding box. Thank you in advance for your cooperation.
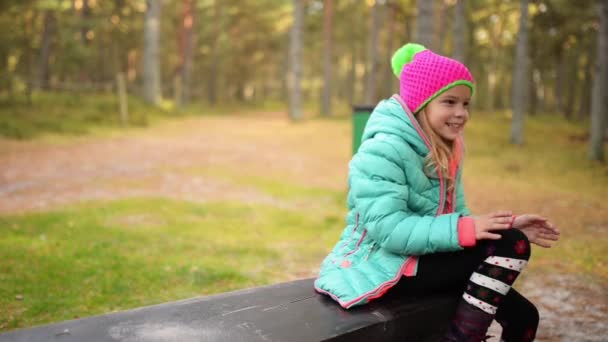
[1,115,605,341]
[0,115,350,214]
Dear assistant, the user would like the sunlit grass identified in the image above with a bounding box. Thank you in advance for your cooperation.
[0,197,343,331]
[465,111,606,201]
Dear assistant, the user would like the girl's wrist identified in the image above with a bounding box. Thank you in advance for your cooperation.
[458,216,477,247]
[510,215,517,228]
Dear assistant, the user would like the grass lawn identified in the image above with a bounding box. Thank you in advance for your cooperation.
[0,196,345,331]
[0,94,606,332]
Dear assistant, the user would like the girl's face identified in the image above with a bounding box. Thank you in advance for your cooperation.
[421,85,472,142]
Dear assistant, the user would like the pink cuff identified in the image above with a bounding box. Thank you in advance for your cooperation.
[510,215,517,228]
[458,217,477,247]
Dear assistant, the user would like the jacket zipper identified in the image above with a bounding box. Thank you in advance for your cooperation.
[363,241,377,261]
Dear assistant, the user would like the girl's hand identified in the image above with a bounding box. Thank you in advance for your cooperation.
[473,211,514,240]
[512,214,560,248]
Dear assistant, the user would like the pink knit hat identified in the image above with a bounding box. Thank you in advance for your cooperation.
[392,43,475,114]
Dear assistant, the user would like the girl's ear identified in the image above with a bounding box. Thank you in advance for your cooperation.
[419,108,427,119]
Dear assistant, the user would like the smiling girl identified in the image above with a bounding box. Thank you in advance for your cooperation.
[314,43,560,342]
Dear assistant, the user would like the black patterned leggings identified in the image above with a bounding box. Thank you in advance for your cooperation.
[391,228,539,342]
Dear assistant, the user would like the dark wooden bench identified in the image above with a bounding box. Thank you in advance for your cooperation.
[0,278,458,341]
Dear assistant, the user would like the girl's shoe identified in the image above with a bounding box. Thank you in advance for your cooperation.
[443,301,494,342]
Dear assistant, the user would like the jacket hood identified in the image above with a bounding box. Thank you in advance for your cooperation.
[361,96,430,157]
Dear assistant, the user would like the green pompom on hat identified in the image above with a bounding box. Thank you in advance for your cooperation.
[391,43,427,78]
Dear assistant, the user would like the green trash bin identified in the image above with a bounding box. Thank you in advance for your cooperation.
[352,105,375,154]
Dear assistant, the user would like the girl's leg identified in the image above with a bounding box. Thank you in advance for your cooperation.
[444,228,533,342]
[495,288,539,342]
[394,247,483,296]
[389,228,535,341]
[462,228,532,315]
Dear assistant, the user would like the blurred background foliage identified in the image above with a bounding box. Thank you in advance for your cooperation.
[0,0,606,159]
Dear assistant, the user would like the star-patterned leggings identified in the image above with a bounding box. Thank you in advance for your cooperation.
[393,228,539,342]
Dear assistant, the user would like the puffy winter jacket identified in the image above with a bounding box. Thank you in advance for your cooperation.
[314,94,472,309]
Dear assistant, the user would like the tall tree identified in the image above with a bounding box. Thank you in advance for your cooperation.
[35,10,56,90]
[208,0,221,106]
[589,0,608,161]
[577,42,594,119]
[177,0,196,106]
[452,0,466,63]
[437,0,448,54]
[364,1,382,105]
[288,0,303,121]
[511,0,529,145]
[143,0,162,105]
[80,0,92,45]
[555,49,567,114]
[347,20,358,106]
[414,0,434,49]
[382,5,398,98]
[321,0,333,117]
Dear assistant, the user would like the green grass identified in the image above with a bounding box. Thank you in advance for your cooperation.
[465,111,607,200]
[0,197,344,331]
[1,92,153,139]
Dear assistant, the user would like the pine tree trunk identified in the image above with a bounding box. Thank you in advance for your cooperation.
[589,0,608,161]
[564,50,578,119]
[177,0,195,107]
[208,0,221,105]
[511,0,529,145]
[281,45,288,102]
[143,0,162,105]
[113,0,128,80]
[529,68,537,116]
[452,0,466,63]
[364,1,382,105]
[81,0,91,44]
[414,0,434,49]
[382,6,397,98]
[577,43,594,119]
[288,0,303,121]
[25,9,36,104]
[555,50,567,114]
[347,36,357,106]
[36,10,56,90]
[437,1,447,54]
[485,51,498,112]
[321,0,333,117]
[485,16,504,112]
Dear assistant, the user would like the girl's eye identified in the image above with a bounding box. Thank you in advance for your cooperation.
[463,102,470,107]
[443,100,455,105]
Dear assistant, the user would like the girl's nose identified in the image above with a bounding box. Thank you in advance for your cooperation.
[455,106,468,117]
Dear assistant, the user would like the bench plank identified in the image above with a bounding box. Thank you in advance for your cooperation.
[0,278,457,341]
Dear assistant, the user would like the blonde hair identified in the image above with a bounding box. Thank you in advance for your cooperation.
[416,109,457,193]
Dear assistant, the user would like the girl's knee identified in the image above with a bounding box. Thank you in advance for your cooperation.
[501,227,528,243]
[499,228,531,259]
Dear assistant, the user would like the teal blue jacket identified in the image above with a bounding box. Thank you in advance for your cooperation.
[314,95,472,309]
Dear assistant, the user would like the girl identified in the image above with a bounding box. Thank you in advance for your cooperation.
[314,43,560,342]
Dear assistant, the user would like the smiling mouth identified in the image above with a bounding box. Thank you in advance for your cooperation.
[446,123,463,128]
